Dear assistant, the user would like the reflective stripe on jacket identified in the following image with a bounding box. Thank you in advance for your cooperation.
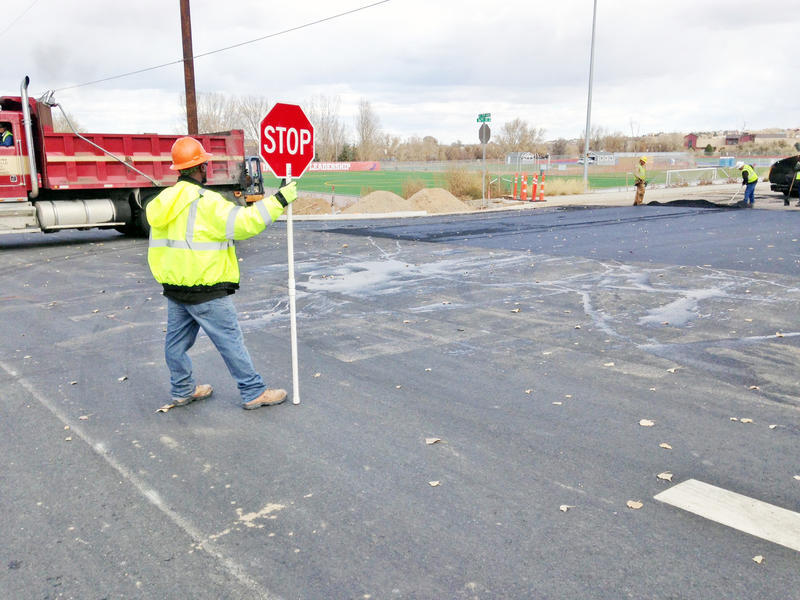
[742,164,758,184]
[146,179,286,289]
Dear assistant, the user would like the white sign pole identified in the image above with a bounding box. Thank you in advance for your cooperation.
[285,164,300,405]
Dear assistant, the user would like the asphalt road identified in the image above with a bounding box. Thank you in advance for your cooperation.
[1,204,798,599]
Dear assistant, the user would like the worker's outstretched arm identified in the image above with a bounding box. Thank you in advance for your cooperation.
[206,182,298,240]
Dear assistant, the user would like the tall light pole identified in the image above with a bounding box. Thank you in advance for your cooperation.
[583,0,598,192]
[180,0,198,135]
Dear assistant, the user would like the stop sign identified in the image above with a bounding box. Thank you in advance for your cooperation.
[260,103,315,179]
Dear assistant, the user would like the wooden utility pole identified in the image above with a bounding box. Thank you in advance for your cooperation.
[180,0,198,135]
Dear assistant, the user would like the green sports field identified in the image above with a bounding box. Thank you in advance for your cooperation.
[264,170,447,196]
[263,169,668,196]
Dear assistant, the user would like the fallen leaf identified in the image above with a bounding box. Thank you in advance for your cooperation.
[776,332,784,338]
[660,443,672,450]
[69,381,78,385]
[118,376,128,382]
[64,437,72,442]
[793,475,800,481]
[559,505,575,512]
[314,372,321,378]
[740,418,753,424]
[23,355,31,359]
[395,385,402,389]
[552,401,563,406]
[156,404,175,413]
[79,415,89,421]
[626,500,643,510]
[667,367,679,374]
[730,417,739,422]
[649,387,657,392]
[428,481,440,487]
[402,319,411,323]
[753,555,764,564]
[639,419,655,427]
[542,351,552,355]
[574,325,581,329]
[769,424,777,430]
[657,472,674,482]
[425,438,441,445]
[510,308,520,313]
[603,362,615,367]
[748,385,759,390]
[64,425,70,431]
[564,394,572,399]
[744,318,753,322]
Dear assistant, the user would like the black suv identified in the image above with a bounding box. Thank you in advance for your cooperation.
[768,155,800,202]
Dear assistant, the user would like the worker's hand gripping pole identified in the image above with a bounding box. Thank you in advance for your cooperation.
[285,166,301,404]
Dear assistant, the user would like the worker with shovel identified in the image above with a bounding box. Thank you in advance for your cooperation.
[146,137,297,410]
[633,156,647,205]
[736,161,758,207]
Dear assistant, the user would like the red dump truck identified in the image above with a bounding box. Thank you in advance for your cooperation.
[0,76,264,236]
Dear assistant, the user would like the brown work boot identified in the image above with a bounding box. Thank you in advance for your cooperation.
[242,388,287,410]
[173,384,213,406]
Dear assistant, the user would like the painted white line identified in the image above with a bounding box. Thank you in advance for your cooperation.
[0,360,280,600]
[654,479,800,553]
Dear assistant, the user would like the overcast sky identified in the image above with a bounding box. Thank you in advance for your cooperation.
[4,0,797,144]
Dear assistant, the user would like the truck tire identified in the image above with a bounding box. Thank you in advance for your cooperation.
[134,191,160,237]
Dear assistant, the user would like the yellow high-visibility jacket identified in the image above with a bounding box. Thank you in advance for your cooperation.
[741,164,758,184]
[147,178,286,295]
[635,163,646,183]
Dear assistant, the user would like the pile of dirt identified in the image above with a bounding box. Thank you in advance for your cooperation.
[342,191,417,214]
[408,188,472,213]
[291,196,335,215]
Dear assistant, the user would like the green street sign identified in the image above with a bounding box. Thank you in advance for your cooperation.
[477,113,491,123]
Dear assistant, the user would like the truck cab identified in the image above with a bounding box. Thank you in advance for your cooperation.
[0,111,30,203]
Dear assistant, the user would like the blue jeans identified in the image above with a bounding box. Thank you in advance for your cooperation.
[165,296,266,403]
[744,182,756,204]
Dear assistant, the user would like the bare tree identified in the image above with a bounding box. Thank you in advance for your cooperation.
[51,110,85,133]
[497,118,544,154]
[236,94,270,145]
[179,91,238,134]
[307,94,347,162]
[354,98,381,160]
[549,138,569,156]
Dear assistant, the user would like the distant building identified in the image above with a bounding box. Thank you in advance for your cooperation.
[684,133,698,149]
[724,132,755,145]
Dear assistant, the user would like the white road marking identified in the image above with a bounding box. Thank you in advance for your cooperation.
[654,478,800,552]
[0,360,279,600]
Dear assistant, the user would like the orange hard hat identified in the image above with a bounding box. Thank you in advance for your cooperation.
[169,137,212,170]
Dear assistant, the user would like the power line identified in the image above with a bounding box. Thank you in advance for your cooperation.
[1,0,43,36]
[53,0,392,92]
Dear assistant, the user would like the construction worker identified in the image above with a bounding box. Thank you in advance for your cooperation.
[633,156,647,205]
[146,137,297,410]
[794,164,800,207]
[736,161,758,207]
[0,123,13,147]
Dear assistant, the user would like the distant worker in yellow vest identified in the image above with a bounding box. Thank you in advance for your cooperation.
[633,156,647,205]
[736,161,758,207]
[794,167,800,207]
[146,137,298,410]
